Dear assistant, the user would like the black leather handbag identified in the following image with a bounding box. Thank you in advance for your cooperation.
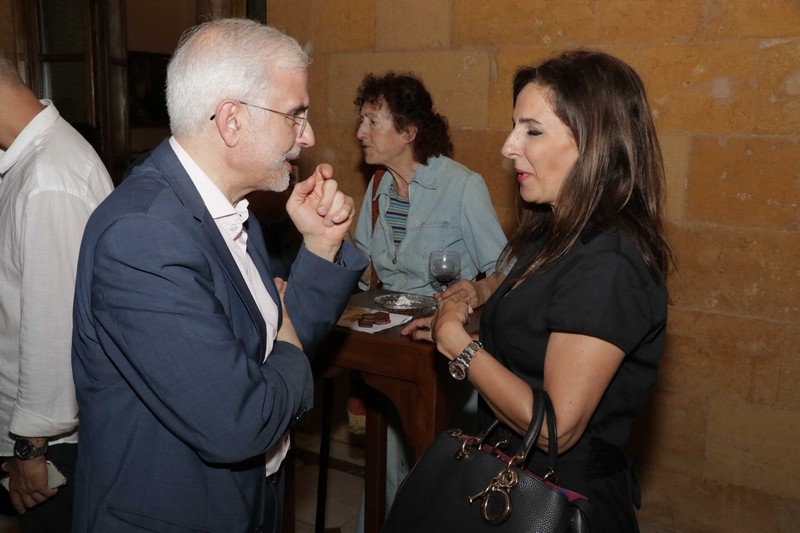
[382,389,589,533]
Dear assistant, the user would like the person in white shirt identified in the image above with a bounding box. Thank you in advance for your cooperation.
[0,55,113,531]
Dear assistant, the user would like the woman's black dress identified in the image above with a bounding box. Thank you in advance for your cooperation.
[478,227,668,533]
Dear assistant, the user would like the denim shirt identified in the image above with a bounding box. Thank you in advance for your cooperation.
[354,155,507,296]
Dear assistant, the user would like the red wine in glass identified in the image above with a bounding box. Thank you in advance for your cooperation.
[428,251,460,291]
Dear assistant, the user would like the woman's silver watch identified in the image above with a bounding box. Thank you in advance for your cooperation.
[448,340,484,380]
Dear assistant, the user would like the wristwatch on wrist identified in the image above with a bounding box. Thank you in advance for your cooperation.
[13,438,48,460]
[448,340,484,381]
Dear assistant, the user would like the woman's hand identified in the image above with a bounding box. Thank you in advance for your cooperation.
[434,272,505,308]
[401,298,473,358]
[434,280,480,307]
[400,315,434,342]
[430,298,474,360]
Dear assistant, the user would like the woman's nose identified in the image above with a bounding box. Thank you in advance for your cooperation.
[500,131,516,159]
[356,122,368,140]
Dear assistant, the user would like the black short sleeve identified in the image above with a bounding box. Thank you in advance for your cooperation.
[547,247,657,353]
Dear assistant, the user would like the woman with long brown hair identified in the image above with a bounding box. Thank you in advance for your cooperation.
[404,50,673,531]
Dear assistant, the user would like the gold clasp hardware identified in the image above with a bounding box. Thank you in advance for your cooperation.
[456,437,473,459]
[491,438,508,455]
[458,439,470,459]
[455,431,484,460]
[467,464,519,525]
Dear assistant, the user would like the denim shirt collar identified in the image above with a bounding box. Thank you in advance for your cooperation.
[374,156,441,199]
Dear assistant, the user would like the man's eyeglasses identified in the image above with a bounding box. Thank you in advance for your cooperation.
[210,100,308,137]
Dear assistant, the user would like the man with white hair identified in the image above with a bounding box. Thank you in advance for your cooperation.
[0,55,113,531]
[71,19,367,532]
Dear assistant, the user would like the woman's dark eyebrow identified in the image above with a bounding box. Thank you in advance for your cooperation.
[517,117,543,126]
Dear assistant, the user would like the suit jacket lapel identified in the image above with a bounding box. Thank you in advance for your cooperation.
[149,140,268,358]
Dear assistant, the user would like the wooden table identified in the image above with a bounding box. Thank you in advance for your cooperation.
[317,289,479,532]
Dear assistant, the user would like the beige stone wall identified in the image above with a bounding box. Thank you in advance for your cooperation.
[270,1,800,531]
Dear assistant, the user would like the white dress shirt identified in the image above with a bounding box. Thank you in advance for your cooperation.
[0,101,113,455]
[168,137,288,476]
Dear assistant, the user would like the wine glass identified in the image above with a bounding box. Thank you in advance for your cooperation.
[428,251,461,291]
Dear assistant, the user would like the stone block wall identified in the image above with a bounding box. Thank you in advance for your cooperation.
[270,1,800,531]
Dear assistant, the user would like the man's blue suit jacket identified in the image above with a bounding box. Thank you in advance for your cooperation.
[71,139,367,531]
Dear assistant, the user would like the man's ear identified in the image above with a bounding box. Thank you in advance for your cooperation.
[212,100,242,148]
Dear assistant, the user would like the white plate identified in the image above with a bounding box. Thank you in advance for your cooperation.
[373,294,438,317]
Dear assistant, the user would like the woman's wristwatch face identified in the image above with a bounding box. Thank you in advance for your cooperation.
[448,340,483,380]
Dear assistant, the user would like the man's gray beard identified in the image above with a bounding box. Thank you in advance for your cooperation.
[272,171,291,192]
[268,145,301,192]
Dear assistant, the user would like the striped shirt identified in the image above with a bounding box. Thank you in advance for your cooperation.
[386,187,410,251]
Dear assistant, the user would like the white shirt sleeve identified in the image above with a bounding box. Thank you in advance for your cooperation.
[9,188,91,438]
